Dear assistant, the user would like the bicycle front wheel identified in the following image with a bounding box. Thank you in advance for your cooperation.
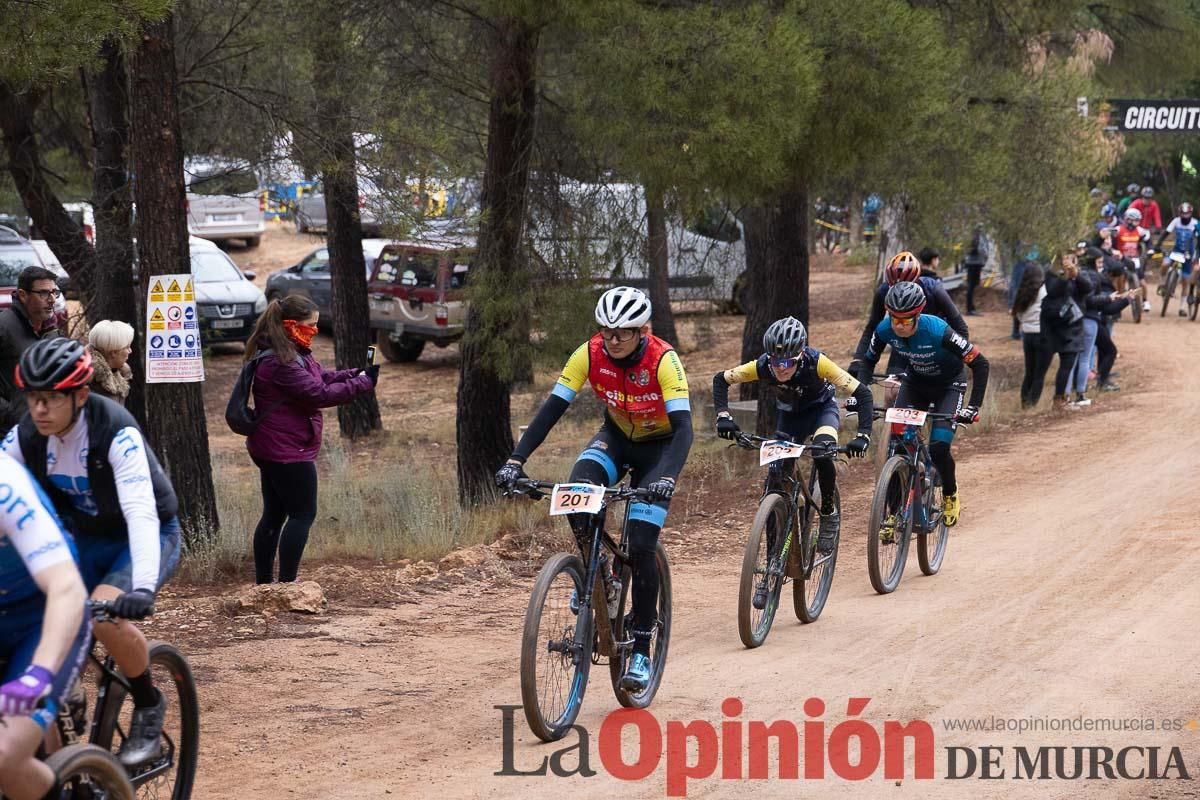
[738,492,788,648]
[1190,283,1199,321]
[520,553,593,742]
[917,464,949,576]
[794,471,837,623]
[1130,278,1143,323]
[46,743,136,800]
[93,641,200,800]
[611,542,671,708]
[1161,268,1179,316]
[867,456,914,594]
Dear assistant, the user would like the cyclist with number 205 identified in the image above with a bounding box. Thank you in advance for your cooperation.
[856,282,990,527]
[496,287,692,693]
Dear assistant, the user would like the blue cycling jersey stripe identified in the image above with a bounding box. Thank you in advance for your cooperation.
[630,502,668,528]
[577,449,618,485]
[551,384,577,403]
[665,398,690,413]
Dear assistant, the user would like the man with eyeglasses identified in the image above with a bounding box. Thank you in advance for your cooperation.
[0,267,63,430]
[856,281,990,528]
[495,286,692,693]
[712,317,873,579]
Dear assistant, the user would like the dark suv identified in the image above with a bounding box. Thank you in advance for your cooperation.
[367,236,473,362]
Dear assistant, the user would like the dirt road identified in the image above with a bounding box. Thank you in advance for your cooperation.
[180,296,1200,799]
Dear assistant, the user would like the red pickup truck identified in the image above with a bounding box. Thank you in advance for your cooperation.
[367,237,474,362]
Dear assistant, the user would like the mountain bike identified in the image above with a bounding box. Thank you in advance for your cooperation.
[1159,251,1186,317]
[50,601,200,800]
[0,743,136,800]
[730,434,848,648]
[508,478,671,743]
[865,407,953,594]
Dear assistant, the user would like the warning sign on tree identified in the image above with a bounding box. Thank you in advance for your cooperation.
[145,272,203,383]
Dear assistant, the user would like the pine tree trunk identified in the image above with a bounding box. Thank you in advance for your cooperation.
[848,191,864,250]
[86,39,141,416]
[0,83,98,314]
[740,183,809,436]
[876,194,909,283]
[130,14,219,544]
[644,184,678,345]
[312,16,380,439]
[456,16,539,505]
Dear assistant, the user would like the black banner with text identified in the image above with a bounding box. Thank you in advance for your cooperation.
[1105,99,1200,133]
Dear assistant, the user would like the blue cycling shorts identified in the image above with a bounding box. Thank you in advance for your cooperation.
[73,516,182,593]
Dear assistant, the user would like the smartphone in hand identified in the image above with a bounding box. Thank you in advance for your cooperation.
[367,345,378,366]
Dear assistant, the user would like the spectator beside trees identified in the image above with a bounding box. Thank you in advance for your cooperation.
[86,320,135,406]
[0,266,63,428]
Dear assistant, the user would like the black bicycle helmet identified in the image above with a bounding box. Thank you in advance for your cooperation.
[763,316,807,358]
[16,337,93,392]
[884,281,927,317]
[1141,186,1154,199]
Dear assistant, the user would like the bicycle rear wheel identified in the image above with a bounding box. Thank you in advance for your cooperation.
[917,464,948,576]
[520,553,592,742]
[1161,268,1178,316]
[867,456,913,594]
[738,493,788,648]
[1190,283,1199,321]
[611,542,671,708]
[46,743,136,800]
[1129,274,1143,323]
[93,641,200,800]
[794,471,837,623]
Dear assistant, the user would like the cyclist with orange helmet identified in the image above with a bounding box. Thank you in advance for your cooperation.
[851,251,969,381]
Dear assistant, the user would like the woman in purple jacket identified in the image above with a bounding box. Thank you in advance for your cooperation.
[244,295,377,583]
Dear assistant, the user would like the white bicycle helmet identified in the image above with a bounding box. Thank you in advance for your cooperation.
[595,286,652,328]
[1124,208,1142,224]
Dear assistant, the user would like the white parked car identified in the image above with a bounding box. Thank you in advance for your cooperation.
[187,236,267,343]
[184,157,266,248]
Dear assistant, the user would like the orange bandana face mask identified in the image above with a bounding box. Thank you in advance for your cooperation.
[282,319,317,349]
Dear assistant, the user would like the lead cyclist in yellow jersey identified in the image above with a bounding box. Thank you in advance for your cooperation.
[496,287,693,692]
[713,317,873,567]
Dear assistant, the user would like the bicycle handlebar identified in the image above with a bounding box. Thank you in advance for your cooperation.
[508,477,657,502]
[871,408,958,421]
[731,432,848,456]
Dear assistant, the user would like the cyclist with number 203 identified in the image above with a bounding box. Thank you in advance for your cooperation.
[496,287,692,693]
[711,317,874,565]
[856,282,990,527]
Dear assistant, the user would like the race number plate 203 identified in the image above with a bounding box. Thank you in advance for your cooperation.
[885,407,928,426]
[759,440,805,466]
[550,484,604,516]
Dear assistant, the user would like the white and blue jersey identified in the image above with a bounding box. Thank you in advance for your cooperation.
[3,414,162,592]
[862,315,982,384]
[0,452,76,609]
[1166,217,1199,271]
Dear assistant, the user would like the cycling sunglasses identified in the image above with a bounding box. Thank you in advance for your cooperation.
[600,327,639,343]
[769,355,799,370]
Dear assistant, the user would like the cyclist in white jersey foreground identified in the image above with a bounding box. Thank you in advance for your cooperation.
[0,450,90,800]
[3,338,181,768]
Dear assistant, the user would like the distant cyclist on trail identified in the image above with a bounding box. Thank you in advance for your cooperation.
[1114,208,1153,314]
[1155,202,1199,316]
[495,287,692,693]
[1130,186,1163,234]
[1115,183,1139,218]
[856,282,990,527]
[711,317,874,571]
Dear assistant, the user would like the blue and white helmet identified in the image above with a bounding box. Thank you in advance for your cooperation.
[595,286,652,328]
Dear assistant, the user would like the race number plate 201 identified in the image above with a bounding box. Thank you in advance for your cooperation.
[759,440,805,466]
[550,483,604,516]
[885,407,928,426]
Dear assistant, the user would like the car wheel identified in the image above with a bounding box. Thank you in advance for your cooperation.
[376,330,425,363]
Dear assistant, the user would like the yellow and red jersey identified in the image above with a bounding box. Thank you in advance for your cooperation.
[551,334,690,441]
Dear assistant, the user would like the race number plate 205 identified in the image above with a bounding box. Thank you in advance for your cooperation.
[550,483,604,516]
[759,440,805,466]
[885,407,928,426]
